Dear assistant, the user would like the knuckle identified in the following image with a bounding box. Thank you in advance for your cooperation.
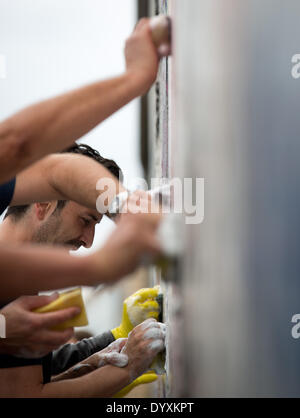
[18,296,27,305]
[28,317,40,332]
[139,18,148,25]
[64,309,75,319]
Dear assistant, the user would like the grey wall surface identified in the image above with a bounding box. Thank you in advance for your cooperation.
[170,0,300,397]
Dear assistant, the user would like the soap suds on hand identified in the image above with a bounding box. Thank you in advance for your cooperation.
[143,327,164,341]
[99,352,128,368]
[147,339,164,353]
[96,339,129,368]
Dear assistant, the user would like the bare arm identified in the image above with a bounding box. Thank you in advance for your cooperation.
[0,364,131,398]
[0,242,102,299]
[11,153,125,212]
[0,20,159,184]
[43,365,131,398]
[0,318,165,398]
[0,211,161,299]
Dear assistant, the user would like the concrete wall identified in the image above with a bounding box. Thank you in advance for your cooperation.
[172,0,300,397]
[147,0,300,397]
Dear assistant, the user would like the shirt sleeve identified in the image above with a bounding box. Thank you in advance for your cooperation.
[51,331,115,376]
[0,178,16,215]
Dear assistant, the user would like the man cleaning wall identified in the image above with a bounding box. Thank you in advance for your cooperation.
[0,144,164,397]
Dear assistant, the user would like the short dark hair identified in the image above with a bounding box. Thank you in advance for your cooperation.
[5,143,123,220]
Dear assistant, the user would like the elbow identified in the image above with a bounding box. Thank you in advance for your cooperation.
[0,120,33,179]
[5,122,33,164]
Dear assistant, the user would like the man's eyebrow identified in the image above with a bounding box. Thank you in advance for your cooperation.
[88,214,100,223]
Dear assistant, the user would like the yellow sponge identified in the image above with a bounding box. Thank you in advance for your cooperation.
[34,288,88,331]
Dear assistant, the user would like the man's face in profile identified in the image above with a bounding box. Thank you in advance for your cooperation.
[32,201,103,251]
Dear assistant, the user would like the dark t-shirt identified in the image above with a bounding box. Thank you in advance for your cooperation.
[0,178,16,215]
[0,303,115,383]
[0,352,53,383]
[0,299,52,384]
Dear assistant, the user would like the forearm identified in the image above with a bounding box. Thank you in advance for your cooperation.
[0,243,104,299]
[0,364,130,398]
[11,154,126,211]
[0,72,143,184]
[42,365,131,398]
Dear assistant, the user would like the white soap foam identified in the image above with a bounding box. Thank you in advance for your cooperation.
[147,339,164,353]
[143,327,164,341]
[98,352,128,368]
[140,318,157,330]
[107,338,127,352]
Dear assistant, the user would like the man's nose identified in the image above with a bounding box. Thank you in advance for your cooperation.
[81,226,95,249]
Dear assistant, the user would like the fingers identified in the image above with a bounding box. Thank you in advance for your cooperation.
[158,43,171,57]
[97,351,128,368]
[134,18,151,33]
[126,197,152,215]
[125,191,161,216]
[18,327,75,358]
[119,211,161,230]
[124,319,166,380]
[139,319,166,351]
[130,190,150,200]
[142,322,165,340]
[134,318,166,338]
[127,318,156,339]
[140,318,157,327]
[113,338,127,352]
[100,352,129,368]
[32,306,81,328]
[139,212,162,229]
[149,16,171,49]
[143,327,165,342]
[120,213,162,256]
[20,293,59,310]
[96,338,128,369]
[142,230,162,255]
[32,327,74,347]
[105,338,128,353]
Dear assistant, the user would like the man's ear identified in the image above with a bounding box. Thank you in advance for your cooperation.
[34,202,57,221]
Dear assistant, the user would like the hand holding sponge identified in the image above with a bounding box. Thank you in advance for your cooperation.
[33,288,88,331]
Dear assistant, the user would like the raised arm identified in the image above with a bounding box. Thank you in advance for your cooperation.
[11,153,125,213]
[0,19,159,184]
